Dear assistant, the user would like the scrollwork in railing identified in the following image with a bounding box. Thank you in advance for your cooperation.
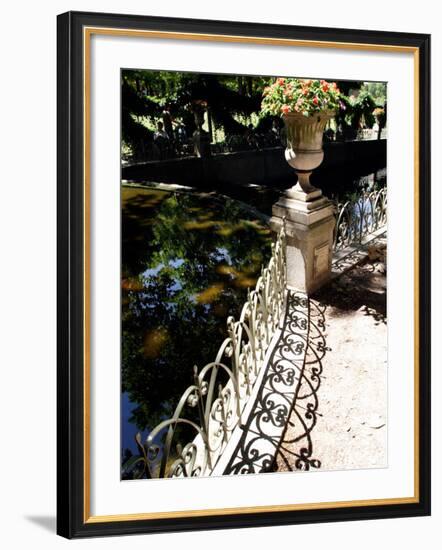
[333,187,387,251]
[127,226,287,479]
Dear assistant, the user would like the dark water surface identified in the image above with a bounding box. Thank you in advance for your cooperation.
[121,186,273,467]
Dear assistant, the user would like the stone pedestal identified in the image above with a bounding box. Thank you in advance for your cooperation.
[193,129,211,158]
[271,194,335,295]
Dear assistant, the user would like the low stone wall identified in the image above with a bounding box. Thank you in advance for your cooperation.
[122,139,387,188]
[122,147,290,187]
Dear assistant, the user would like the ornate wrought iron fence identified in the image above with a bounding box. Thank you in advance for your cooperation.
[333,188,387,251]
[126,226,287,479]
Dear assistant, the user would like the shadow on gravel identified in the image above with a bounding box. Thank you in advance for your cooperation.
[313,258,387,325]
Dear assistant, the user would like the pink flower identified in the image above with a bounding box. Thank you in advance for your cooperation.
[281,104,290,114]
[277,78,286,85]
[313,97,319,105]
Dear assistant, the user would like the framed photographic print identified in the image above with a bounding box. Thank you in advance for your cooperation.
[57,10,431,538]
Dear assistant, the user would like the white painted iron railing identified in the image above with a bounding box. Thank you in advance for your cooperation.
[333,187,387,251]
[129,226,287,479]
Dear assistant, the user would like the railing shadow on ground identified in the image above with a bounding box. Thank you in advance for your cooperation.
[274,298,328,472]
[221,293,328,475]
[319,254,387,326]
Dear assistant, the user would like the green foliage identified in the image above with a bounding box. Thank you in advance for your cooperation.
[121,69,271,149]
[334,80,363,96]
[351,89,377,128]
[121,188,272,430]
[121,74,160,154]
[121,69,385,154]
[362,81,387,106]
[334,86,381,137]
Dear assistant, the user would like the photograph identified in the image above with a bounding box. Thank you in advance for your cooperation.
[0,0,436,546]
[55,10,431,539]
[120,69,388,480]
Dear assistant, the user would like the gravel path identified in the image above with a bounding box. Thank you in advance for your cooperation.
[277,256,387,473]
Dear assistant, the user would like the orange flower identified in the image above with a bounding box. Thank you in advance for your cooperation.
[281,104,290,114]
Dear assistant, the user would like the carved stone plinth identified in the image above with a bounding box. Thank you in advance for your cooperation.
[271,194,335,295]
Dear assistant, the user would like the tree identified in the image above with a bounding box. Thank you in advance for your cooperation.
[121,72,161,159]
[121,70,275,155]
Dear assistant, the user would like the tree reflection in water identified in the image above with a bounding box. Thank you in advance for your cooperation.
[121,186,272,465]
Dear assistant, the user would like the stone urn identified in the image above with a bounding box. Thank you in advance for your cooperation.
[271,108,337,295]
[282,110,335,201]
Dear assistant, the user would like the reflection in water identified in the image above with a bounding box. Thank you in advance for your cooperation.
[121,187,272,469]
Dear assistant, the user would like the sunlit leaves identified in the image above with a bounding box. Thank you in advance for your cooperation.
[121,188,272,433]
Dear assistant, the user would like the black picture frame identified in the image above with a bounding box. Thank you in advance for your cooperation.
[57,10,431,539]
